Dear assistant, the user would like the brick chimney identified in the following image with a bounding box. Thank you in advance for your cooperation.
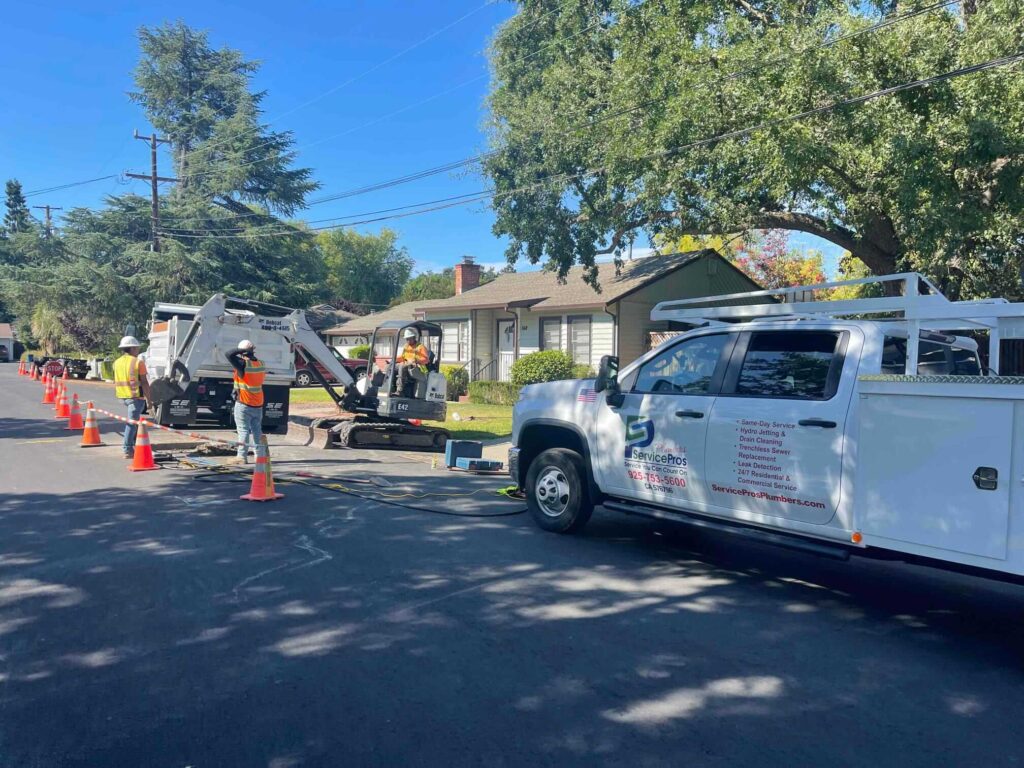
[454,255,481,295]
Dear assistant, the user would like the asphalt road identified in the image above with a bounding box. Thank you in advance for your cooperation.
[1,364,1022,767]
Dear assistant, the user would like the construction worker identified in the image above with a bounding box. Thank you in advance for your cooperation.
[397,327,429,395]
[113,336,152,459]
[227,340,265,464]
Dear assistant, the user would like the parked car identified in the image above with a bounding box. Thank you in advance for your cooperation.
[294,348,366,387]
[36,356,90,379]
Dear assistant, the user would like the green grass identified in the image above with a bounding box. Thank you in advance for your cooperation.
[289,389,513,441]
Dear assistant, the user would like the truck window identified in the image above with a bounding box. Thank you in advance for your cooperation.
[881,337,907,374]
[633,334,729,395]
[734,331,840,400]
[881,336,982,375]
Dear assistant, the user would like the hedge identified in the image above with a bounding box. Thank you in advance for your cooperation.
[349,344,371,360]
[510,350,575,386]
[571,364,595,379]
[441,364,469,400]
[468,381,520,406]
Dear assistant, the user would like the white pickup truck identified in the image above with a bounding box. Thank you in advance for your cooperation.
[510,273,1024,583]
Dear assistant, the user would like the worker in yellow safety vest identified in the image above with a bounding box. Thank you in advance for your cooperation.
[226,339,266,464]
[113,335,153,459]
[397,327,429,395]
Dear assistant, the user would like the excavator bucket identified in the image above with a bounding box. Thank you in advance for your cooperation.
[149,376,187,406]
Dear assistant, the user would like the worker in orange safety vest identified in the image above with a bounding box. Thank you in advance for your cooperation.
[113,335,153,459]
[226,339,266,464]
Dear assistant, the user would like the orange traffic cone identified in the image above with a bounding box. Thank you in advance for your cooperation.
[61,367,68,381]
[42,375,55,404]
[17,360,23,376]
[127,421,158,471]
[55,385,70,418]
[240,436,284,502]
[65,394,84,430]
[30,364,37,380]
[41,369,48,387]
[80,402,102,447]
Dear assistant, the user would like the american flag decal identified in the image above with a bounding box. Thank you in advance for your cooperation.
[577,388,598,403]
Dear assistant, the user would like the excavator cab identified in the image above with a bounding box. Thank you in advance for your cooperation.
[361,321,447,423]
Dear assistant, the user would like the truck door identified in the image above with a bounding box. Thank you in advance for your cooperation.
[705,329,856,524]
[595,332,735,507]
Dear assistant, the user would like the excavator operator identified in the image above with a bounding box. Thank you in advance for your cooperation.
[398,327,429,396]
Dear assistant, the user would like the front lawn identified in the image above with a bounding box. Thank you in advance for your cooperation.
[289,388,513,441]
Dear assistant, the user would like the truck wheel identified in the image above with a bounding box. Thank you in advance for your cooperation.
[525,448,593,534]
[296,371,313,387]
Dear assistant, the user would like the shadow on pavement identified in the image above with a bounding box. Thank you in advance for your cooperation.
[0,467,1022,767]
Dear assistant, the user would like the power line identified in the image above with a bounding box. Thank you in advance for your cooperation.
[164,0,961,228]
[156,50,1024,242]
[24,175,119,198]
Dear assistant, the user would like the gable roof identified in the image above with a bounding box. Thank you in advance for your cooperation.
[414,250,710,313]
[324,300,423,335]
[0,323,13,339]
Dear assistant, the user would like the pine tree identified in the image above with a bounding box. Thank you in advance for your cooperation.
[3,180,31,235]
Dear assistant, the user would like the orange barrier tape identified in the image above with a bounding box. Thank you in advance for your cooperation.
[85,404,246,449]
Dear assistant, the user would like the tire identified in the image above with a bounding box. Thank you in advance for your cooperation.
[525,448,593,534]
[295,371,313,387]
[353,367,367,382]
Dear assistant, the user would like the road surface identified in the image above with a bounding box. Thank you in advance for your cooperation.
[0,364,1021,767]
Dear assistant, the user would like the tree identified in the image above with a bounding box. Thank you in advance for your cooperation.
[731,230,825,289]
[319,228,413,309]
[395,265,500,304]
[3,180,31,236]
[484,0,1024,298]
[130,21,317,216]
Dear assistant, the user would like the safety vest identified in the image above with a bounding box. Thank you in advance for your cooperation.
[233,357,266,407]
[402,343,428,367]
[113,354,144,399]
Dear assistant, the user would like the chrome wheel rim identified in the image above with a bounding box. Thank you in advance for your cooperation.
[535,466,570,518]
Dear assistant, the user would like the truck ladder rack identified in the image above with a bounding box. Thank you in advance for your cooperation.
[651,272,1024,375]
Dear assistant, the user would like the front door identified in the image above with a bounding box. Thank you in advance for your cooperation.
[593,332,735,509]
[705,329,855,524]
[497,320,515,381]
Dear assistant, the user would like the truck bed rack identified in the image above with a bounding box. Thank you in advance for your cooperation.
[651,272,1024,374]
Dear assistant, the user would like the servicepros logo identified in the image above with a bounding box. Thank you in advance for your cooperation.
[625,416,654,458]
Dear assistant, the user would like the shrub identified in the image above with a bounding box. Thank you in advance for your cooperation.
[571,363,595,379]
[441,364,469,400]
[510,350,575,386]
[349,344,371,360]
[468,381,520,406]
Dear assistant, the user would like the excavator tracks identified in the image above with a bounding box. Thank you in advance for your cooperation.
[331,420,449,452]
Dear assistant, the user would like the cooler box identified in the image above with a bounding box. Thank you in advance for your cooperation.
[445,440,482,468]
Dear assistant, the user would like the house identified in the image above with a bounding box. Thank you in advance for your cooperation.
[305,304,359,347]
[336,250,762,381]
[322,302,417,356]
[0,323,14,363]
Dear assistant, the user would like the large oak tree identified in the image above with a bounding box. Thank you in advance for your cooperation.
[484,0,1023,298]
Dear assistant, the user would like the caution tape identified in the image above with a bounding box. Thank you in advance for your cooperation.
[85,402,245,449]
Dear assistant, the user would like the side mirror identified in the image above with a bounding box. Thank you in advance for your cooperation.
[595,355,619,393]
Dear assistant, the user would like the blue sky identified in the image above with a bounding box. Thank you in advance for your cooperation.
[0,0,842,277]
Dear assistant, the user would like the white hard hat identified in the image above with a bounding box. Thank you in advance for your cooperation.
[238,339,255,351]
[403,328,419,340]
[118,335,141,349]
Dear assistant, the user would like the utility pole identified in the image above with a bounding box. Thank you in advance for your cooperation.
[126,130,178,252]
[31,204,62,238]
